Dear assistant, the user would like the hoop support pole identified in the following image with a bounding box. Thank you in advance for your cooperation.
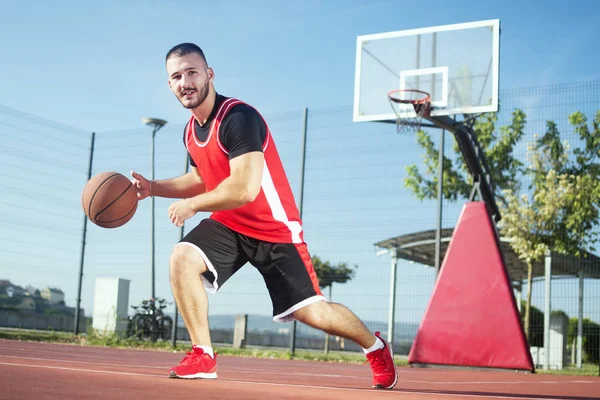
[422,113,501,223]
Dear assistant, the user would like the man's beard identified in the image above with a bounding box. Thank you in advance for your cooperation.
[180,79,210,109]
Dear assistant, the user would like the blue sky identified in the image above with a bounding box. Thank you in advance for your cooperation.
[2,0,599,132]
[1,0,600,338]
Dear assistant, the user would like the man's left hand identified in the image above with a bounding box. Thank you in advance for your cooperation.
[168,199,197,227]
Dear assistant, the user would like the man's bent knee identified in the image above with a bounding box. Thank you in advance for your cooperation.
[169,244,207,278]
[293,300,331,328]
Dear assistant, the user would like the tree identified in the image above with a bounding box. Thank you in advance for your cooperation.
[404,109,527,207]
[312,255,357,291]
[501,158,572,339]
[500,111,600,339]
[405,107,600,342]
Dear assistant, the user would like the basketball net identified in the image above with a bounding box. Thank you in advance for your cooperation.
[388,89,431,134]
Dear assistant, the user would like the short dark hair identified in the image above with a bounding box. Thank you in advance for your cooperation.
[165,43,207,64]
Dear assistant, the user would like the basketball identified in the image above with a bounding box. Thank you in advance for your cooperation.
[82,171,138,229]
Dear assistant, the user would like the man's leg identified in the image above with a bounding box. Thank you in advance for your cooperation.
[292,301,375,348]
[168,244,217,379]
[293,300,398,389]
[168,219,248,379]
[169,244,211,347]
[250,240,397,389]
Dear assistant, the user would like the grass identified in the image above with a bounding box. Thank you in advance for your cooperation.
[0,328,82,344]
[0,328,597,375]
[536,363,599,376]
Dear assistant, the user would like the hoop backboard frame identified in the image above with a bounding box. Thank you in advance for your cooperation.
[353,19,500,123]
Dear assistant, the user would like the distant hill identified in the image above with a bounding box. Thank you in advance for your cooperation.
[173,313,420,341]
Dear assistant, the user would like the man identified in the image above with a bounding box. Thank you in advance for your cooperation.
[131,43,398,389]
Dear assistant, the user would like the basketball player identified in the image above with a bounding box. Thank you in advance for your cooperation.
[130,43,398,390]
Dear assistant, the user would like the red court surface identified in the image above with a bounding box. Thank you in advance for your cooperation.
[0,340,598,400]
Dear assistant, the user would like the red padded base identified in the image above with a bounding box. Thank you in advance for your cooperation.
[408,202,534,371]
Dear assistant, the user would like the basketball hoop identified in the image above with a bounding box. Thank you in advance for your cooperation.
[388,89,431,134]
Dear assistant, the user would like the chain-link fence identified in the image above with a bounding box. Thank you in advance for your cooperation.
[1,80,599,373]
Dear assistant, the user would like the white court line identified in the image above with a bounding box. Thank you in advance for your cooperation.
[0,344,127,360]
[218,380,578,400]
[229,367,598,385]
[0,361,163,378]
[0,354,359,379]
[0,361,580,399]
[1,354,597,386]
[0,355,565,385]
[0,342,173,359]
[0,354,167,370]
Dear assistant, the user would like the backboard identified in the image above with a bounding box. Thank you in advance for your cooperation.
[353,19,500,122]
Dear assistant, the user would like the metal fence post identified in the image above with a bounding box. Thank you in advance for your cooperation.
[171,154,190,347]
[289,107,308,356]
[74,132,95,335]
[434,129,445,278]
[543,252,552,370]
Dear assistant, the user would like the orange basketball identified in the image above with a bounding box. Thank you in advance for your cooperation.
[82,171,138,228]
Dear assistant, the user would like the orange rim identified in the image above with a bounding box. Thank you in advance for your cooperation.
[387,89,430,105]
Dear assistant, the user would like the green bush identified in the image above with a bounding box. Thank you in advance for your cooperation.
[519,303,573,350]
[519,302,599,365]
[567,318,600,364]
[0,295,23,307]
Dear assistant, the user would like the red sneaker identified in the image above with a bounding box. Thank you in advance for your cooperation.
[169,346,217,379]
[366,332,398,389]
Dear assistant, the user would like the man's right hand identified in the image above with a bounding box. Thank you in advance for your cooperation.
[131,170,152,200]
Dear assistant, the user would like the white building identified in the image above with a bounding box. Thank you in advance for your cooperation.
[40,287,65,304]
[92,278,130,334]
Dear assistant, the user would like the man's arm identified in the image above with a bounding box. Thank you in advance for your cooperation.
[132,166,205,200]
[186,151,263,211]
[149,120,204,199]
[151,167,206,199]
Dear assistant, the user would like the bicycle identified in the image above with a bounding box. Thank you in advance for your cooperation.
[126,297,173,342]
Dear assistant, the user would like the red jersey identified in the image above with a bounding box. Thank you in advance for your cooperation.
[184,97,303,244]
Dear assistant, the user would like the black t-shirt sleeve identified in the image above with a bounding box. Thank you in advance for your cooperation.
[219,105,266,159]
[182,122,197,167]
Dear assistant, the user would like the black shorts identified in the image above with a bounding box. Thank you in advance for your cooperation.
[176,219,326,322]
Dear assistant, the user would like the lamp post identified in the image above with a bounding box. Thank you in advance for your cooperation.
[142,117,167,300]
